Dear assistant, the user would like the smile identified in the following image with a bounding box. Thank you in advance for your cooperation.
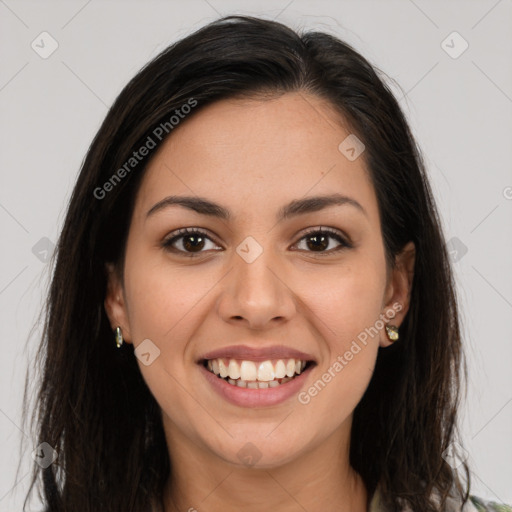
[204,357,313,389]
[199,357,317,407]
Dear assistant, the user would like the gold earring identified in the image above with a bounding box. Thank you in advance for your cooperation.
[115,326,123,348]
[385,324,399,342]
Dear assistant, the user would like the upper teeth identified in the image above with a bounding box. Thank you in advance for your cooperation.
[207,358,307,381]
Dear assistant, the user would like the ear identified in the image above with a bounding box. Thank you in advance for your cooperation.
[380,241,415,347]
[104,263,132,343]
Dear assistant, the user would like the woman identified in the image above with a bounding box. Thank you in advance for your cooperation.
[21,15,511,512]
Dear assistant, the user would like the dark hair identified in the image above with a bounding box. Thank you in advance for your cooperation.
[21,14,470,511]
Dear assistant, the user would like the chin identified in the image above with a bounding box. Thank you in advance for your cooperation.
[208,435,306,470]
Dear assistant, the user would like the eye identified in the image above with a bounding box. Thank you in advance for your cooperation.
[161,228,221,257]
[161,226,352,258]
[293,226,352,256]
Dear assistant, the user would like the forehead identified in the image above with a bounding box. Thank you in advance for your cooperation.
[160,91,352,155]
[133,92,378,224]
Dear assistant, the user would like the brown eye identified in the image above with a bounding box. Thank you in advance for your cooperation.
[294,227,352,256]
[162,228,220,256]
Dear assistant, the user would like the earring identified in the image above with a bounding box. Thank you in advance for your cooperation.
[114,326,123,348]
[385,324,399,342]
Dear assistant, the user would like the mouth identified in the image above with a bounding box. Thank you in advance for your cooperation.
[201,357,317,389]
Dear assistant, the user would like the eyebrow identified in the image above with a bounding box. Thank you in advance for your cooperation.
[146,193,367,221]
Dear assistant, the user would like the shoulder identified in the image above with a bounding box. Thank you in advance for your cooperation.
[369,485,512,512]
[468,495,512,512]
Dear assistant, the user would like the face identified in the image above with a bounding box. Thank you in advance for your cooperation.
[105,92,414,470]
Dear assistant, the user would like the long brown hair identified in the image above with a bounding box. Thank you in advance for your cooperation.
[20,15,470,511]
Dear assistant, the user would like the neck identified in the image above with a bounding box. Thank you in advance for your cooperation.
[161,416,368,512]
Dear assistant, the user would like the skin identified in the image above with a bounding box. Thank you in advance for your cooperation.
[105,91,415,512]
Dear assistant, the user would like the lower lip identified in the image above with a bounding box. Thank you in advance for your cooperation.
[199,362,315,408]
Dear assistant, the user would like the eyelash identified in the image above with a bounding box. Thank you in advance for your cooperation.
[161,226,352,258]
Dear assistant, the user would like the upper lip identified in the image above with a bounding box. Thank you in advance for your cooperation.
[198,344,317,363]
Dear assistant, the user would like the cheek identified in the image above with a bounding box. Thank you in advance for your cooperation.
[123,249,215,345]
[304,257,386,348]
[121,250,217,421]
[296,266,384,433]
[296,254,385,406]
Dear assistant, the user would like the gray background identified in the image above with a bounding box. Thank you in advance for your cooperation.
[1,0,511,510]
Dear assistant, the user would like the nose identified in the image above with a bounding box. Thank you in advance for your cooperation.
[216,244,297,330]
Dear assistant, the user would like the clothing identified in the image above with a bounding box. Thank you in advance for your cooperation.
[368,484,512,512]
